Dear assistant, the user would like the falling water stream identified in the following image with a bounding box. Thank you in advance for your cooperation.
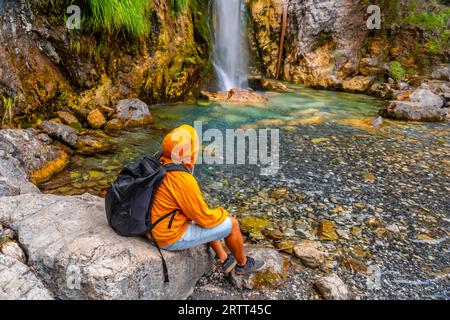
[212,0,248,90]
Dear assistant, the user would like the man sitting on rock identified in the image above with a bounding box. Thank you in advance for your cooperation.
[149,125,265,275]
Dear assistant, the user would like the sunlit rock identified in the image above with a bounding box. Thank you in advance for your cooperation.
[314,273,351,300]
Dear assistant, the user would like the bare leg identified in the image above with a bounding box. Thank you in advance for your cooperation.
[224,217,247,266]
[209,240,227,262]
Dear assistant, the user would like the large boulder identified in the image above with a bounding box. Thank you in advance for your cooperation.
[0,129,68,187]
[0,255,54,300]
[409,88,444,108]
[0,193,214,300]
[114,99,153,127]
[379,100,447,122]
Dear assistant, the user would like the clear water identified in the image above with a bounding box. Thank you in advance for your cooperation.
[39,83,447,196]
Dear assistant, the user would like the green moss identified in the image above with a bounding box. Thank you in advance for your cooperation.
[390,61,406,80]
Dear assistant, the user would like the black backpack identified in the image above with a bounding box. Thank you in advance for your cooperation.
[105,152,190,282]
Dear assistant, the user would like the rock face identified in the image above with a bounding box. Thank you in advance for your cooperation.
[0,0,212,123]
[314,273,351,300]
[230,246,289,290]
[0,129,68,187]
[247,0,449,95]
[0,193,214,300]
[115,99,153,127]
[0,255,54,300]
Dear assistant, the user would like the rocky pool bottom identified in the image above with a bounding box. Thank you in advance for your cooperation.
[38,85,449,299]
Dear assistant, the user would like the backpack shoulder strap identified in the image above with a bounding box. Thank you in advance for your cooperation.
[164,163,191,174]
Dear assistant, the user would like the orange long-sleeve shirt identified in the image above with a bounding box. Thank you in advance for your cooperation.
[149,171,229,247]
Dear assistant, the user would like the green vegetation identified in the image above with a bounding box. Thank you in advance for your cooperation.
[1,97,16,128]
[33,0,196,38]
[403,7,450,30]
[86,0,151,38]
[390,61,406,80]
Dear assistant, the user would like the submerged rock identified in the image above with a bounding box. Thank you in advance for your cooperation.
[0,255,54,300]
[230,246,289,290]
[75,135,113,155]
[239,216,273,241]
[314,273,351,300]
[0,193,213,300]
[318,220,339,241]
[115,99,153,127]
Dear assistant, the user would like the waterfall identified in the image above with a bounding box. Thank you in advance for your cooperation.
[212,0,248,91]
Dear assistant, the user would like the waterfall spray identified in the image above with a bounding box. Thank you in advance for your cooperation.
[212,0,248,91]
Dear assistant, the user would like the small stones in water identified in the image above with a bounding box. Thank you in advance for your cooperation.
[269,188,287,200]
[314,273,351,300]
[318,220,339,241]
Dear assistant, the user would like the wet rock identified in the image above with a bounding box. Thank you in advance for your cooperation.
[379,100,447,122]
[0,255,54,300]
[0,129,69,186]
[0,241,26,264]
[293,240,325,268]
[115,99,153,127]
[75,135,113,155]
[0,193,214,300]
[87,109,107,129]
[38,121,79,147]
[202,89,268,104]
[105,119,124,133]
[314,273,351,300]
[57,111,82,131]
[318,220,339,241]
[231,246,289,290]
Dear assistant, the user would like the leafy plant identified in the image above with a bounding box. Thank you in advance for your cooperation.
[1,97,16,128]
